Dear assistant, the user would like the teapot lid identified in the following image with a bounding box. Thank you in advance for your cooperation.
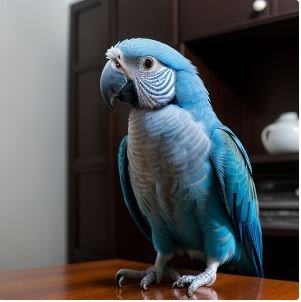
[277,112,298,121]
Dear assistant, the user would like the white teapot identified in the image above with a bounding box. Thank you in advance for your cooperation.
[261,112,299,154]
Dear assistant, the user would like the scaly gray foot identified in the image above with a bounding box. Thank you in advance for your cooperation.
[116,266,180,290]
[172,268,216,297]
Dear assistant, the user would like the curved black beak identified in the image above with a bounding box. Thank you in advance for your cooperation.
[100,60,137,110]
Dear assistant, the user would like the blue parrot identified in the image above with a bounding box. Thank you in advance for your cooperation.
[100,38,263,297]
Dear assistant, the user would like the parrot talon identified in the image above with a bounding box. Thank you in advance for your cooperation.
[118,275,124,287]
[115,271,123,287]
[140,269,156,290]
[140,282,148,291]
[115,265,181,290]
[115,268,146,287]
[172,269,217,298]
[172,281,184,288]
[173,274,195,287]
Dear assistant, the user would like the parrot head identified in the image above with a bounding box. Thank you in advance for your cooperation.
[100,38,198,110]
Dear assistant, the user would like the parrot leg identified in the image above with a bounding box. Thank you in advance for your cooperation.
[115,253,179,290]
[172,259,219,298]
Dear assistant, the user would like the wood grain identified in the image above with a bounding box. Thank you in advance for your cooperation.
[0,259,298,299]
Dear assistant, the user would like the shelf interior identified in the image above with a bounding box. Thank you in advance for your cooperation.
[184,17,298,156]
[250,153,299,164]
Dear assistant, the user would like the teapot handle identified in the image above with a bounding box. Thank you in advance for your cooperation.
[261,124,275,147]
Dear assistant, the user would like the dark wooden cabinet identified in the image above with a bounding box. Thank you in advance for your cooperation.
[68,0,299,280]
[74,1,109,64]
[275,0,299,15]
[179,0,299,42]
[68,0,114,262]
[179,0,270,41]
[116,0,178,45]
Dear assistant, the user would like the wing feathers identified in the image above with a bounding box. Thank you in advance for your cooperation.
[210,127,264,277]
[118,136,152,242]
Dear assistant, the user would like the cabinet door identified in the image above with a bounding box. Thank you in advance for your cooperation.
[69,0,114,263]
[71,0,109,65]
[180,0,270,41]
[116,0,177,45]
[275,0,299,15]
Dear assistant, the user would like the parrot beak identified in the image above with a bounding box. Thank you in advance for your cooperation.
[100,60,136,110]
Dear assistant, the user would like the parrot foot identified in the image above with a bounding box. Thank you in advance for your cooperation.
[115,266,180,290]
[172,268,216,298]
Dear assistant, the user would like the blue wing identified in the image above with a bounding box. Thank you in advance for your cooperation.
[118,135,152,242]
[210,126,264,277]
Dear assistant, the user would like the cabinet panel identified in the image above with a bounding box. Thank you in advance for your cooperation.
[76,69,107,158]
[76,172,110,255]
[180,0,270,41]
[276,0,299,15]
[75,0,108,63]
[69,0,113,264]
[117,0,175,45]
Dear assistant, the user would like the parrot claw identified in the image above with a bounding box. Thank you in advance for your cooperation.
[115,266,181,290]
[140,270,156,290]
[115,269,145,287]
[172,281,184,289]
[172,269,216,298]
[117,275,124,287]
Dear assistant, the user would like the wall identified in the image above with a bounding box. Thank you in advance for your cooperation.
[0,0,79,270]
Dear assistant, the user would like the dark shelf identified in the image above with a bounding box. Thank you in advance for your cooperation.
[250,153,299,165]
[262,227,299,238]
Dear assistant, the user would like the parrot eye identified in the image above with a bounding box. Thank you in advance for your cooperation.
[143,57,154,70]
[115,61,121,68]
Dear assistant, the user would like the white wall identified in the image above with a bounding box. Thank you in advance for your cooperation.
[0,0,77,271]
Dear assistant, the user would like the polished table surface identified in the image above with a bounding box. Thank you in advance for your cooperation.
[0,259,298,299]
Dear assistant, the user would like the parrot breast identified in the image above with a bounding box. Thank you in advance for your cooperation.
[127,105,213,251]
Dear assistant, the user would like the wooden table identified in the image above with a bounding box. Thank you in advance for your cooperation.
[0,259,298,299]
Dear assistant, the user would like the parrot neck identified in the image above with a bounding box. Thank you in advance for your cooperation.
[175,71,221,133]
